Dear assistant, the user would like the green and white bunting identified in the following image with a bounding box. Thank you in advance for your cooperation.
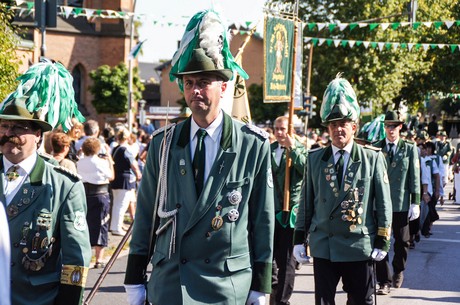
[305,37,460,53]
[305,20,460,32]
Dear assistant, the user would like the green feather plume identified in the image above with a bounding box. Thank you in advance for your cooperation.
[320,73,360,123]
[169,9,248,85]
[0,58,85,132]
[358,114,386,143]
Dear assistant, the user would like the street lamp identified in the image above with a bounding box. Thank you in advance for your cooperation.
[139,99,146,125]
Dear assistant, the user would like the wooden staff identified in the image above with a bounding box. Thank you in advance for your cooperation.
[282,18,299,222]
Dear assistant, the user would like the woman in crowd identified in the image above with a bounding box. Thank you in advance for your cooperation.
[50,132,78,172]
[77,137,114,268]
[109,129,142,236]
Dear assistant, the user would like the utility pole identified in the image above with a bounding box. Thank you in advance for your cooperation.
[127,0,137,132]
[34,0,57,58]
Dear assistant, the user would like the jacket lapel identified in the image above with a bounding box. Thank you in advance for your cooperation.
[6,155,47,220]
[184,112,235,232]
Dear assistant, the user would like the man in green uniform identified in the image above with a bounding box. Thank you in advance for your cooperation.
[124,9,274,305]
[373,110,421,294]
[1,59,91,305]
[270,116,307,305]
[293,75,392,305]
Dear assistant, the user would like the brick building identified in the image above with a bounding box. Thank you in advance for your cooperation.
[14,0,136,125]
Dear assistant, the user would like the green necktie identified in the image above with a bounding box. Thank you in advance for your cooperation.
[388,143,394,163]
[336,150,345,187]
[193,129,207,196]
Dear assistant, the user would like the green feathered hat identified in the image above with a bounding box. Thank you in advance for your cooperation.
[169,9,248,91]
[357,114,386,144]
[320,74,360,125]
[0,58,84,132]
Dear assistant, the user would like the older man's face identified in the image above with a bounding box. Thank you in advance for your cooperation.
[0,120,41,163]
[327,120,357,149]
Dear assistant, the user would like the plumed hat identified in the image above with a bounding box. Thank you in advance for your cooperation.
[0,58,84,132]
[357,114,386,144]
[320,74,360,124]
[169,10,248,90]
[384,110,404,124]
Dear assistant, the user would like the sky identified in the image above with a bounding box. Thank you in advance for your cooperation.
[134,0,266,63]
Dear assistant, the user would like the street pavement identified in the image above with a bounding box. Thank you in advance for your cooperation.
[84,185,460,305]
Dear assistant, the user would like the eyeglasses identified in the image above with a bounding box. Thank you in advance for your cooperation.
[384,124,400,129]
[0,123,32,135]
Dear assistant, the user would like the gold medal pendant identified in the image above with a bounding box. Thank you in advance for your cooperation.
[211,215,224,231]
[349,224,357,231]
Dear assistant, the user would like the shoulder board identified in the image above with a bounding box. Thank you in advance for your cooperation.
[403,139,416,145]
[364,144,381,151]
[245,123,269,139]
[54,165,81,180]
[151,123,175,138]
[38,152,59,165]
[308,146,322,153]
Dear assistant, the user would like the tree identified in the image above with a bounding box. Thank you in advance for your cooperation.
[0,4,20,100]
[247,83,288,124]
[89,62,144,114]
[292,0,456,115]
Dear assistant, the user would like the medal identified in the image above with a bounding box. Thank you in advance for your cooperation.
[180,169,186,175]
[342,214,348,221]
[227,190,242,205]
[7,205,18,217]
[344,184,350,192]
[211,216,223,231]
[341,201,349,209]
[227,209,240,222]
[326,175,331,181]
[350,224,357,231]
[357,217,362,224]
[357,207,364,215]
[391,162,396,167]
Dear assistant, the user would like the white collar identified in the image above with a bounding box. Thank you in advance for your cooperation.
[331,141,353,156]
[3,153,37,176]
[190,111,223,144]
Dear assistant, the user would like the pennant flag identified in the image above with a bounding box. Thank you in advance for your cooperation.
[231,56,252,123]
[128,40,146,60]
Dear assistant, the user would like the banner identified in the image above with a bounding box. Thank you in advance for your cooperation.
[232,56,251,123]
[264,16,295,102]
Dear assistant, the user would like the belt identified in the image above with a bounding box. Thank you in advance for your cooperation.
[84,183,109,195]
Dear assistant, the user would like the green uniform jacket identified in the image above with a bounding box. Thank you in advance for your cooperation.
[270,140,307,225]
[374,139,421,211]
[2,154,91,305]
[125,113,275,305]
[294,142,392,261]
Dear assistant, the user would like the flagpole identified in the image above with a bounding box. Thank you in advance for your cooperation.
[127,0,137,133]
[282,0,300,219]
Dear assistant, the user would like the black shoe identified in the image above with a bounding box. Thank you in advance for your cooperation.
[415,234,421,243]
[393,272,404,288]
[409,241,415,249]
[377,283,391,295]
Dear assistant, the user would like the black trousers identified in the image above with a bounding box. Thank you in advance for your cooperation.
[271,221,296,305]
[376,211,410,285]
[313,257,374,305]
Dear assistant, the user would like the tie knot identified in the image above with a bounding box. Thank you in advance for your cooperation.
[389,143,394,148]
[6,165,19,181]
[197,129,207,141]
[338,149,345,156]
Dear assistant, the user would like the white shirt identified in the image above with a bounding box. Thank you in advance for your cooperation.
[77,155,112,185]
[385,139,397,155]
[3,154,37,206]
[190,111,223,183]
[274,145,285,166]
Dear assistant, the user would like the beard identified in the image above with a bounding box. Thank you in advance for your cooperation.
[0,135,26,147]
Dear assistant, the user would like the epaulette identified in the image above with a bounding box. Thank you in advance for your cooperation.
[246,123,269,139]
[38,152,59,165]
[364,144,381,151]
[151,123,176,138]
[308,146,322,153]
[54,165,81,180]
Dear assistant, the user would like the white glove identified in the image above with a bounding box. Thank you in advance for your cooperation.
[293,244,311,264]
[371,248,387,261]
[246,290,266,305]
[408,204,420,221]
[124,284,146,305]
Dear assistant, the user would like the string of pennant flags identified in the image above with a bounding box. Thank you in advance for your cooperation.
[306,20,460,32]
[10,1,460,33]
[8,1,259,29]
[305,37,460,53]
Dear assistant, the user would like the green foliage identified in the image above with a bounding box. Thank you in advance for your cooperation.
[293,0,458,116]
[247,83,288,124]
[0,5,20,100]
[89,62,144,114]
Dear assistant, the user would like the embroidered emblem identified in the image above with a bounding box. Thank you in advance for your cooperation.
[73,211,87,231]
